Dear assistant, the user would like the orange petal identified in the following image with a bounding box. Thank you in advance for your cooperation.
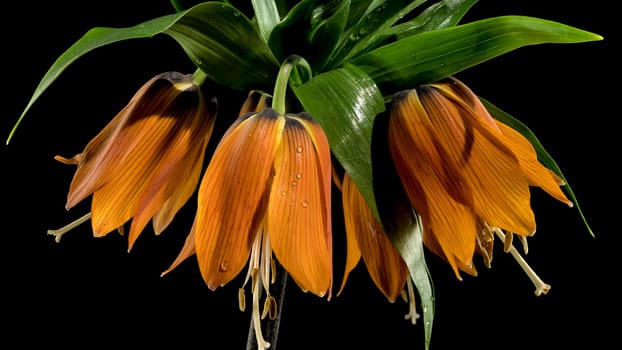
[497,122,573,206]
[430,83,537,235]
[127,95,217,249]
[341,174,408,302]
[267,114,332,297]
[194,109,285,290]
[66,73,178,209]
[89,75,210,238]
[161,219,197,277]
[389,92,476,277]
[238,90,272,116]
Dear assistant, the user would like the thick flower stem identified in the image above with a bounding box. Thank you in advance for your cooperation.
[191,68,208,87]
[272,55,311,114]
[246,264,288,350]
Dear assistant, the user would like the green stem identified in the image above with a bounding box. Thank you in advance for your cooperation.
[191,68,208,87]
[272,55,312,114]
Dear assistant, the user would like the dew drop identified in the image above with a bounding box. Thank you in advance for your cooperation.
[296,146,303,153]
[281,191,287,196]
[291,181,297,187]
[219,260,230,272]
[300,200,309,208]
[295,173,301,179]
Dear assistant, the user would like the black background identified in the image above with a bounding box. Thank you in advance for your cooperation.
[2,1,617,349]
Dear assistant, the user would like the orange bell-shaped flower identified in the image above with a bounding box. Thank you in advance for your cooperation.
[387,77,572,279]
[53,71,216,250]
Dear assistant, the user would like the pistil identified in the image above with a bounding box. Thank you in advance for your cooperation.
[494,228,551,296]
[47,212,91,243]
[402,277,420,325]
[239,229,277,349]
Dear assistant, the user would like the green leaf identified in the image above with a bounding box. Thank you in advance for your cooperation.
[393,212,434,350]
[327,0,427,69]
[345,0,374,30]
[372,128,435,350]
[481,97,595,238]
[251,0,281,42]
[268,0,349,73]
[7,2,279,144]
[351,15,604,94]
[382,0,478,39]
[293,63,385,220]
[164,3,279,88]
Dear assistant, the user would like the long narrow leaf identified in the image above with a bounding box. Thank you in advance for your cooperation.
[252,0,281,42]
[381,0,478,39]
[165,3,279,88]
[327,0,427,69]
[7,2,279,144]
[351,15,603,94]
[372,132,435,350]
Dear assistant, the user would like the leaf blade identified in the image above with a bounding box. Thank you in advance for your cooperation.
[351,15,603,94]
[293,64,385,220]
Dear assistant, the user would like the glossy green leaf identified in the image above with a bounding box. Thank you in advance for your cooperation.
[372,129,435,350]
[293,63,385,220]
[268,0,349,73]
[481,97,595,237]
[251,0,281,42]
[382,0,478,39]
[392,212,434,350]
[345,0,374,30]
[351,15,604,94]
[327,0,427,69]
[307,0,351,71]
[7,2,279,144]
[164,3,279,88]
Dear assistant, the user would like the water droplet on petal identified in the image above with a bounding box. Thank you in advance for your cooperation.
[296,146,303,153]
[219,260,230,272]
[300,200,308,208]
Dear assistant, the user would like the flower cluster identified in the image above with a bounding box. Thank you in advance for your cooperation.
[15,1,601,349]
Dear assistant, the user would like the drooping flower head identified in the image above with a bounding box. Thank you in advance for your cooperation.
[50,71,216,249]
[387,77,572,284]
[338,172,419,324]
[163,98,333,349]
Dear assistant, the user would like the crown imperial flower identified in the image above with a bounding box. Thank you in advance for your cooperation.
[12,2,601,349]
[49,71,216,249]
[163,101,333,349]
[387,77,572,287]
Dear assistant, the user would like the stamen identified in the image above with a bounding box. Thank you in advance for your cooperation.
[519,235,529,255]
[270,258,276,284]
[503,231,513,253]
[46,212,91,243]
[252,266,271,349]
[403,278,420,325]
[477,223,495,268]
[400,289,408,303]
[261,295,278,320]
[238,288,246,312]
[243,232,264,288]
[494,229,551,296]
[261,234,272,293]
